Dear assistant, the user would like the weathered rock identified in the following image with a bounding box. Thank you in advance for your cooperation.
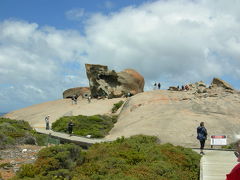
[168,86,179,91]
[63,87,90,99]
[85,64,144,98]
[211,78,234,90]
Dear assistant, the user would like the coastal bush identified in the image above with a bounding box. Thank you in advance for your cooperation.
[12,135,200,180]
[15,143,84,179]
[0,117,48,148]
[112,100,124,113]
[72,135,201,180]
[52,115,118,138]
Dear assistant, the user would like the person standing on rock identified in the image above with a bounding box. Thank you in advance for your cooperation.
[153,83,157,90]
[88,96,91,103]
[45,115,50,130]
[158,83,161,89]
[197,122,207,155]
[68,120,74,136]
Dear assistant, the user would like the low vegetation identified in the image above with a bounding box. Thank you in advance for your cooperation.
[112,100,124,113]
[0,117,48,149]
[13,143,84,180]
[52,115,118,138]
[13,135,201,180]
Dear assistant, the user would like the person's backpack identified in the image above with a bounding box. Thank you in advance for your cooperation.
[197,127,206,140]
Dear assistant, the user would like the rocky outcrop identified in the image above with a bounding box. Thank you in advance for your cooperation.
[63,87,90,99]
[211,78,234,90]
[85,64,144,98]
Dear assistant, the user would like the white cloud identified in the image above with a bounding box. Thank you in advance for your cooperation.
[0,20,88,111]
[65,8,85,20]
[83,0,240,87]
[1,0,240,112]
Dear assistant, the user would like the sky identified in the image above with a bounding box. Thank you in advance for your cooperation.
[0,0,240,112]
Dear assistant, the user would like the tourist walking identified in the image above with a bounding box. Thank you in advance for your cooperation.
[197,122,207,155]
[153,83,157,90]
[68,120,74,136]
[226,141,240,179]
[45,115,50,130]
[158,83,161,89]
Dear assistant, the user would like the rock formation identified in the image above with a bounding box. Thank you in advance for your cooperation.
[211,77,234,90]
[85,64,144,98]
[63,87,90,99]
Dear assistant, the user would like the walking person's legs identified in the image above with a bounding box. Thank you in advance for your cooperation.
[200,140,205,155]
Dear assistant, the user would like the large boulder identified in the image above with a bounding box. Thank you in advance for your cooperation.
[211,78,234,90]
[85,64,144,98]
[63,87,90,99]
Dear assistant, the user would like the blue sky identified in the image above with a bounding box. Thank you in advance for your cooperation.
[0,0,240,112]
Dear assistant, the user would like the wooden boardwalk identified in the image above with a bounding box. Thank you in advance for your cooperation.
[35,128,110,147]
[199,150,238,180]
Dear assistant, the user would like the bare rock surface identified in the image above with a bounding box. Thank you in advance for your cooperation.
[106,87,240,147]
[4,98,124,128]
[85,64,144,98]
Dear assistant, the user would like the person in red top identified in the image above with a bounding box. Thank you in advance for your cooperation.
[226,142,240,180]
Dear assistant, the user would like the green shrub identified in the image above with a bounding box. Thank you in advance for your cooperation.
[0,117,48,148]
[17,164,37,178]
[112,100,124,113]
[13,135,200,180]
[15,144,84,179]
[52,115,118,138]
[73,135,201,180]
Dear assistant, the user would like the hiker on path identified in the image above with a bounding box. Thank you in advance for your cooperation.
[45,115,50,130]
[197,122,207,155]
[68,120,74,136]
[226,141,240,179]
[158,83,161,89]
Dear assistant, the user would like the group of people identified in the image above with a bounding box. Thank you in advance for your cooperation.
[153,82,161,90]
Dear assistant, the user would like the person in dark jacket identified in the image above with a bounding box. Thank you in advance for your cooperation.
[197,122,207,155]
[68,120,74,136]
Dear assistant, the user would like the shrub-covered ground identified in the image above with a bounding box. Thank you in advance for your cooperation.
[52,115,118,138]
[112,100,124,113]
[13,135,201,180]
[0,117,48,149]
